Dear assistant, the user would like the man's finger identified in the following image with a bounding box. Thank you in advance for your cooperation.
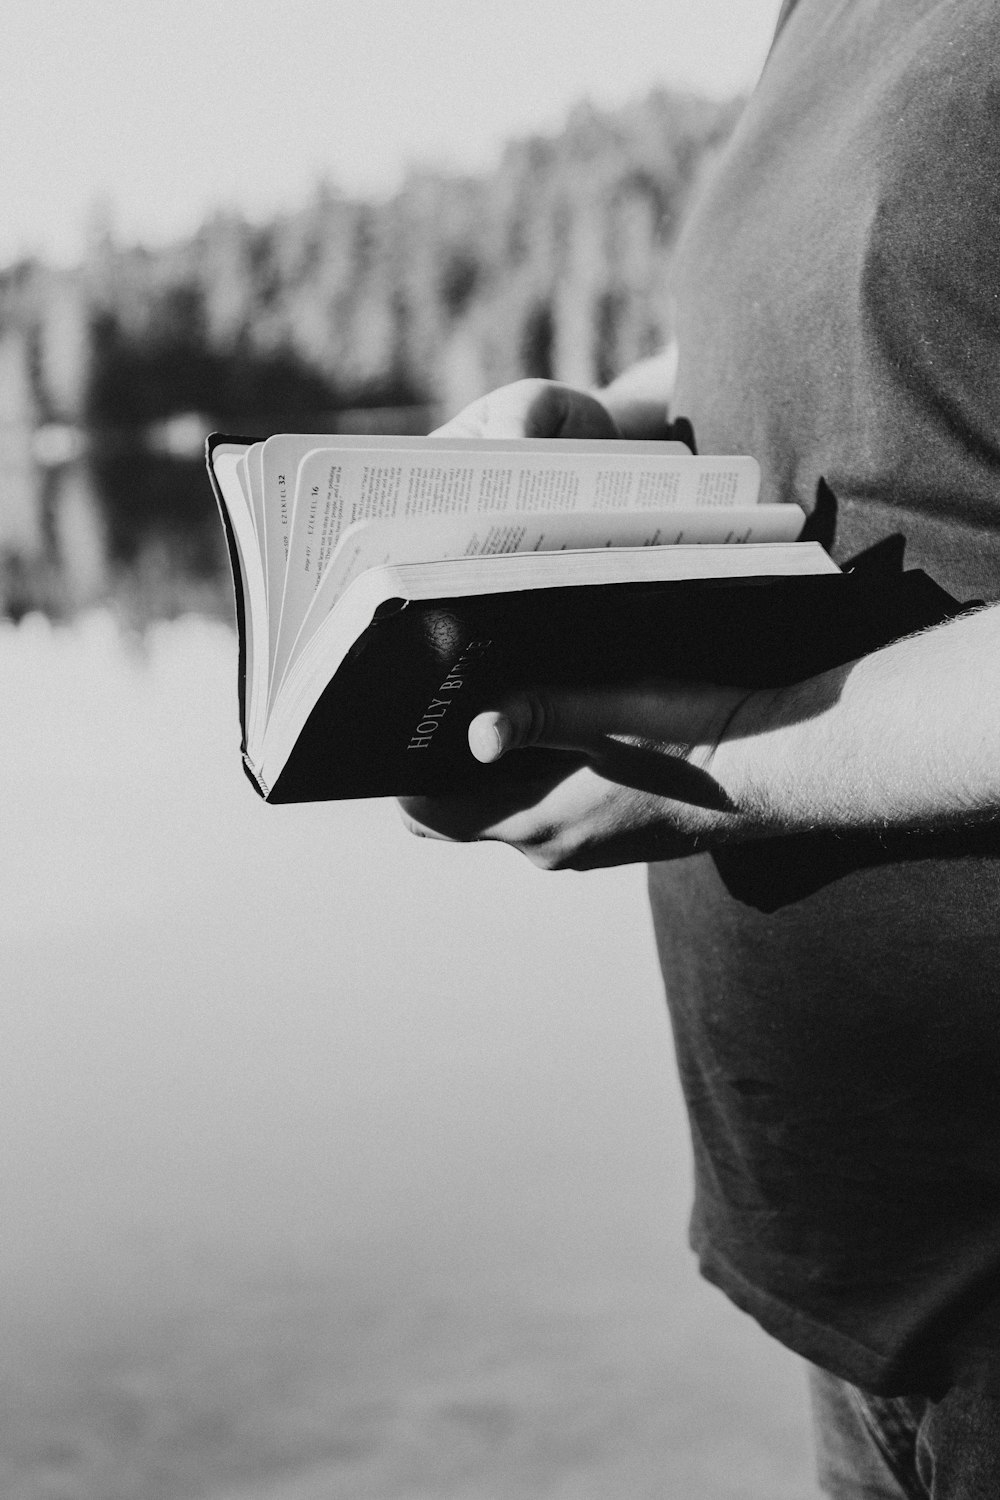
[468,687,681,763]
[431,381,549,438]
[432,380,619,440]
[522,383,619,438]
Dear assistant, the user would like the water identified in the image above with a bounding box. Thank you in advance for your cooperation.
[0,453,817,1495]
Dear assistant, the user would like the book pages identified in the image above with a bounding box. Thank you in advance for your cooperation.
[210,447,270,752]
[270,447,761,701]
[258,430,692,632]
[273,502,802,700]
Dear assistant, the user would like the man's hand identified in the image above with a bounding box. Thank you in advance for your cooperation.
[413,372,759,867]
[407,376,1000,870]
[399,679,762,870]
[432,378,620,440]
[400,600,1000,870]
[431,357,680,442]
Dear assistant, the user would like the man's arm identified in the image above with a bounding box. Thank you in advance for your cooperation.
[717,601,999,840]
[402,603,1000,870]
[402,378,1000,869]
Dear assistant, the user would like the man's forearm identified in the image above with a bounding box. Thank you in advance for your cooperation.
[724,603,1000,838]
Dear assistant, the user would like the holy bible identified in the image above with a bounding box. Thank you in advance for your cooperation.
[207,431,960,803]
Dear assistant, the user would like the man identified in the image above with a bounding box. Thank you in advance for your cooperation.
[402,1,1000,1492]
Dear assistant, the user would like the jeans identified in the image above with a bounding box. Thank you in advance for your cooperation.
[809,1365,1000,1499]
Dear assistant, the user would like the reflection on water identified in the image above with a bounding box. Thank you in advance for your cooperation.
[0,406,437,627]
[1,443,229,625]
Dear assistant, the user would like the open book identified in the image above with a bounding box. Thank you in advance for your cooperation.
[207,432,959,802]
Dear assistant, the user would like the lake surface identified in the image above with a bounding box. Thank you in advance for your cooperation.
[0,450,817,1495]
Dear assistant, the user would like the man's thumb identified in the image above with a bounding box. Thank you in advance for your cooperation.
[468,692,594,763]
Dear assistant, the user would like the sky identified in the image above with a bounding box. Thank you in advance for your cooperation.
[2,0,781,266]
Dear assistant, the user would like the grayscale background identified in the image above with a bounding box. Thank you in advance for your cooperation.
[0,3,819,1494]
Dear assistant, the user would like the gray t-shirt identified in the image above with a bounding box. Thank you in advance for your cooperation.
[650,0,1000,1396]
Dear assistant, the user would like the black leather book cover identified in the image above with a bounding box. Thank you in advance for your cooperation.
[266,567,964,802]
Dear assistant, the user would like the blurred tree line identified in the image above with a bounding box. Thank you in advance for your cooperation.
[2,88,740,432]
